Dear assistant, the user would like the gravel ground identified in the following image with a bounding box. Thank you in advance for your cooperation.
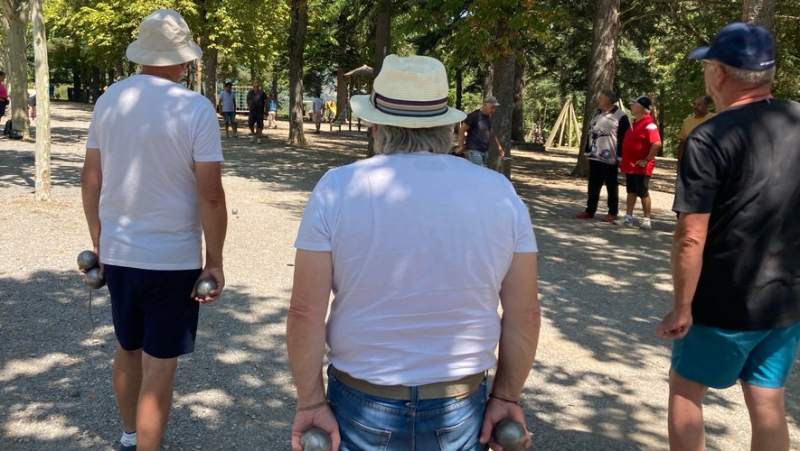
[1,102,799,450]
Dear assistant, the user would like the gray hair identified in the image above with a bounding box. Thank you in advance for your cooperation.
[374,124,454,155]
[599,89,617,103]
[722,63,775,87]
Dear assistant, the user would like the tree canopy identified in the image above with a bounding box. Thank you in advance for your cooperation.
[2,0,797,157]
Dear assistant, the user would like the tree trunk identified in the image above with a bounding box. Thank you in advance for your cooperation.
[89,66,101,103]
[491,53,515,178]
[115,58,124,79]
[366,0,391,158]
[31,0,50,200]
[335,9,349,122]
[203,47,218,105]
[455,69,463,111]
[288,0,308,145]
[511,60,525,142]
[0,16,8,73]
[742,0,775,33]
[272,71,279,108]
[195,52,203,95]
[571,0,621,178]
[2,0,29,138]
[483,65,494,98]
[373,0,391,76]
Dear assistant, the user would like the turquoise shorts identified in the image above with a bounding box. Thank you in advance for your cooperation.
[672,322,800,389]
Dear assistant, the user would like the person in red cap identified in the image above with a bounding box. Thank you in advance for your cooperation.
[618,95,662,229]
[657,22,800,451]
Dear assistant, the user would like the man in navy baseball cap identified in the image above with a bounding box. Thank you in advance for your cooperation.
[659,21,800,451]
[690,22,775,71]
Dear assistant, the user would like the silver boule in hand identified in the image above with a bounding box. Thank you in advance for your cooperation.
[84,267,106,289]
[300,427,331,451]
[495,419,527,451]
[77,250,98,271]
[194,278,217,298]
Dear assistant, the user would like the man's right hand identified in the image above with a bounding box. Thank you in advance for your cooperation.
[479,398,531,450]
[192,266,225,304]
[656,308,693,340]
[291,404,341,451]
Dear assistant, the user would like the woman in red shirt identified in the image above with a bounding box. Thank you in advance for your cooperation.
[619,96,662,229]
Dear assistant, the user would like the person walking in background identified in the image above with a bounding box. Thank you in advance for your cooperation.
[267,94,277,129]
[676,96,715,168]
[287,55,540,451]
[312,91,323,133]
[0,71,9,120]
[658,22,800,451]
[576,89,630,222]
[81,10,227,451]
[246,82,267,144]
[618,96,662,230]
[458,96,504,167]
[28,92,36,121]
[218,82,237,138]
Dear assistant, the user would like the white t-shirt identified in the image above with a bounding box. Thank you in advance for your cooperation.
[86,75,224,270]
[312,97,323,114]
[295,153,537,386]
[219,90,236,113]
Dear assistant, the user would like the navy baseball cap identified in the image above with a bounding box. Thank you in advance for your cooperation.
[690,22,775,71]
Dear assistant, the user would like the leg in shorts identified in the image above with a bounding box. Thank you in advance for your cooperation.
[467,149,487,167]
[222,112,236,127]
[672,322,800,389]
[313,112,322,125]
[104,264,202,359]
[625,173,650,198]
[248,112,264,130]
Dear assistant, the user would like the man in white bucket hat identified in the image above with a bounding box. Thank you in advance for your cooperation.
[81,9,227,451]
[287,54,540,450]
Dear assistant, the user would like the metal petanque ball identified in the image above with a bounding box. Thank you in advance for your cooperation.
[495,419,527,451]
[231,208,238,215]
[84,267,106,289]
[77,250,98,271]
[300,427,331,451]
[195,278,217,298]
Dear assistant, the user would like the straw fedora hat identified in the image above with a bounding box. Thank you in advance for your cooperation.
[126,9,202,66]
[350,55,466,128]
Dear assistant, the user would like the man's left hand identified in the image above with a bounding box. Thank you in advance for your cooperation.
[291,404,341,451]
[636,159,648,168]
[479,397,531,450]
[498,148,505,158]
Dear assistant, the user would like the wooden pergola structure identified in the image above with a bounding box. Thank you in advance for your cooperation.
[338,64,374,132]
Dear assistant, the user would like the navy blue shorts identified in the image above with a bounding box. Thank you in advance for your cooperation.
[104,264,202,359]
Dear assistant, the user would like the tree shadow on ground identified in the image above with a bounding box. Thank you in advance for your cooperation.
[0,149,84,189]
[0,270,297,450]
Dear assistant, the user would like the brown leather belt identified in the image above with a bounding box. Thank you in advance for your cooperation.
[330,366,485,401]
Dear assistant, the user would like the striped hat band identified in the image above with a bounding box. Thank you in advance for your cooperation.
[371,92,449,118]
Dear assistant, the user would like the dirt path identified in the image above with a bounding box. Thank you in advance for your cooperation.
[1,102,798,450]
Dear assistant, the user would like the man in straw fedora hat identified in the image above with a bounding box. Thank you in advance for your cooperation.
[81,9,227,451]
[287,54,540,450]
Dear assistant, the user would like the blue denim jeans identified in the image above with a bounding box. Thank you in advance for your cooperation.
[327,366,488,451]
[467,149,487,167]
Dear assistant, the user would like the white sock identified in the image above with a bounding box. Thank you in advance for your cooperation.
[121,431,137,446]
[625,214,633,220]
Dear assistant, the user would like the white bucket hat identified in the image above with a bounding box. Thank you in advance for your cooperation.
[126,9,202,66]
[350,55,466,128]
